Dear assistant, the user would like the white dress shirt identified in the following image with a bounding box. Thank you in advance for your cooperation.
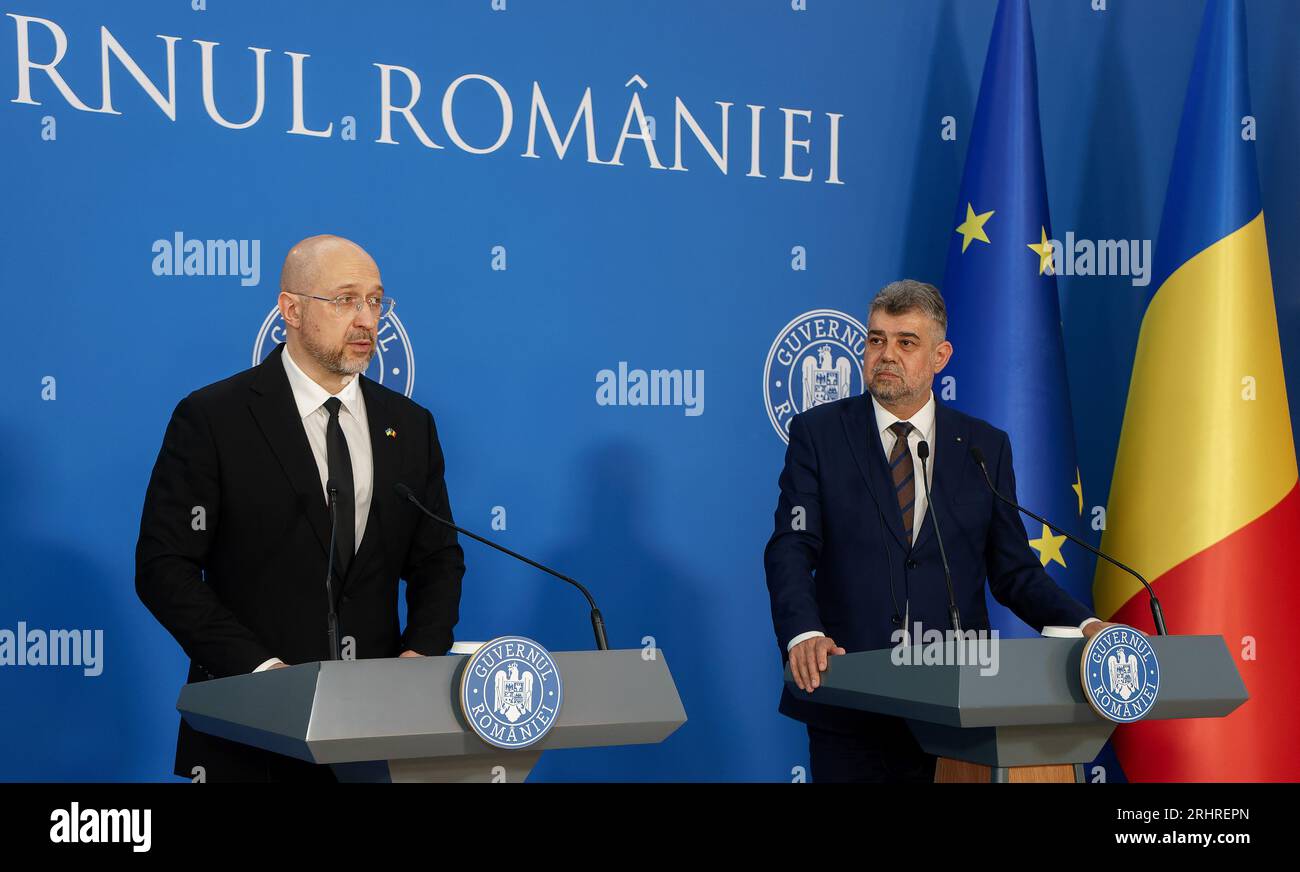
[253,344,375,672]
[786,391,1097,652]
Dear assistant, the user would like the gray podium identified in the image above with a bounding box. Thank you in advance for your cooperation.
[178,649,686,782]
[786,635,1247,782]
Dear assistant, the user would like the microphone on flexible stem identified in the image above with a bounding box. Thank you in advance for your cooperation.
[324,482,342,661]
[916,441,962,634]
[394,483,610,651]
[968,446,1168,636]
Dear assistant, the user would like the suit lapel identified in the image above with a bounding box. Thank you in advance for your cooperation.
[912,400,970,552]
[247,344,333,561]
[841,395,910,552]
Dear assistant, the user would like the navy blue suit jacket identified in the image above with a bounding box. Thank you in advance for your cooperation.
[763,393,1093,732]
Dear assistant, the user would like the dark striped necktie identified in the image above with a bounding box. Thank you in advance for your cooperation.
[888,421,916,541]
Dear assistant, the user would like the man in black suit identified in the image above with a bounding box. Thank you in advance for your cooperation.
[764,279,1119,783]
[136,234,465,782]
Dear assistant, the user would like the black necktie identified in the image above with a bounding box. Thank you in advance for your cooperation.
[888,421,916,542]
[323,397,355,578]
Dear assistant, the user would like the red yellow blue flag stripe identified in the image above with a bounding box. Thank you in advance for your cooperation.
[1095,0,1299,782]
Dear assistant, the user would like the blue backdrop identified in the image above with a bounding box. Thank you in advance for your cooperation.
[2,0,1297,782]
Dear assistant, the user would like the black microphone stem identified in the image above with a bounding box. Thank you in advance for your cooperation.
[917,441,961,634]
[325,485,341,660]
[396,484,609,650]
[969,447,1168,636]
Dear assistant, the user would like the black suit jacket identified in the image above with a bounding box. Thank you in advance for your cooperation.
[764,394,1092,733]
[136,343,465,780]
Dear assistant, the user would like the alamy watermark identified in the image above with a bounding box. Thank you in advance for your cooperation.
[0,621,103,676]
[890,625,1000,676]
[151,231,261,286]
[50,803,150,852]
[1048,232,1151,287]
[596,362,704,416]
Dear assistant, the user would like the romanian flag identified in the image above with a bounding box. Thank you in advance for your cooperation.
[1095,0,1300,781]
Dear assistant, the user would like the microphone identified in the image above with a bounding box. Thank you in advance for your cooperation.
[324,482,342,661]
[916,441,962,634]
[394,483,610,650]
[968,446,1168,636]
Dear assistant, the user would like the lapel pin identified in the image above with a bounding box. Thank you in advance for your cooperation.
[385,428,396,438]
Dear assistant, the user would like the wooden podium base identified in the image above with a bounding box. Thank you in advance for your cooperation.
[935,757,1082,783]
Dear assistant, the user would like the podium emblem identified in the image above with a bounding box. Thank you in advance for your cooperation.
[459,636,563,749]
[1080,625,1160,723]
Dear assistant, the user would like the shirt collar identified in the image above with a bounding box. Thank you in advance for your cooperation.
[870,390,936,439]
[281,344,362,420]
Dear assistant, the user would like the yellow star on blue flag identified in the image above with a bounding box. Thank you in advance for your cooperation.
[955,203,995,252]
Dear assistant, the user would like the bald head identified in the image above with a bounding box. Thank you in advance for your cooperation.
[279,234,378,297]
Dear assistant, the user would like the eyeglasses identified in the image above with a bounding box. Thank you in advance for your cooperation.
[288,291,395,319]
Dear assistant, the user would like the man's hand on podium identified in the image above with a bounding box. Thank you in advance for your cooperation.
[1082,620,1143,640]
[267,662,288,670]
[789,636,846,692]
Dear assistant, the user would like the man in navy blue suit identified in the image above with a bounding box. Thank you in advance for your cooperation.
[764,280,1117,783]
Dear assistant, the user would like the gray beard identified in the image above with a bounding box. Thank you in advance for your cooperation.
[868,374,920,405]
[301,328,373,376]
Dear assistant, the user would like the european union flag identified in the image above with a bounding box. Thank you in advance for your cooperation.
[940,0,1095,638]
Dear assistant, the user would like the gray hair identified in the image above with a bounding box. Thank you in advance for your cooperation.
[869,279,947,339]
